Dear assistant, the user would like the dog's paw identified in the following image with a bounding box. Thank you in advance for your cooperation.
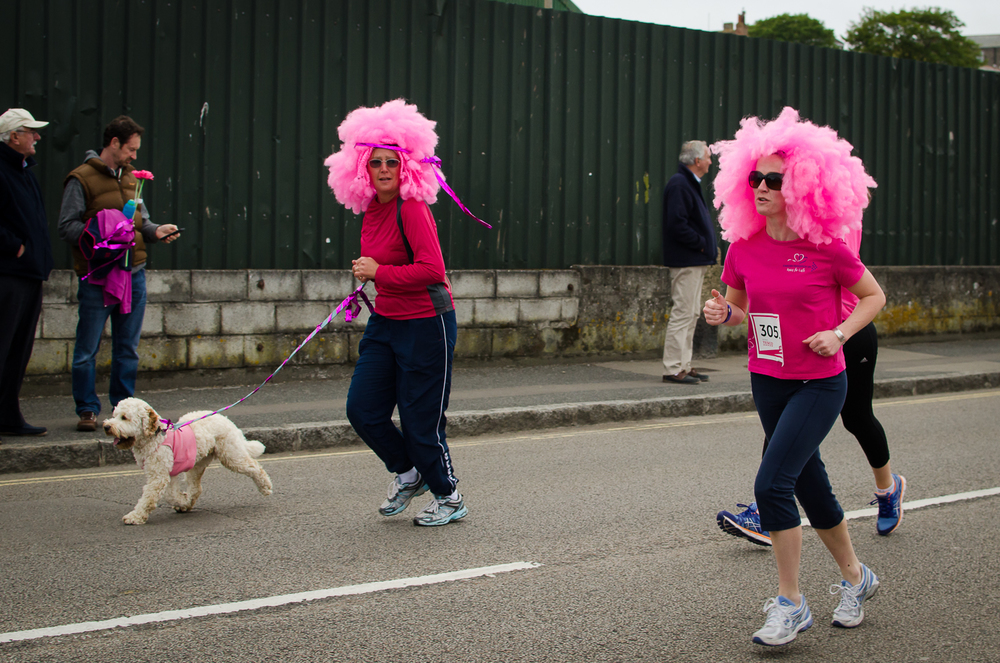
[173,504,193,513]
[258,477,273,496]
[123,511,147,525]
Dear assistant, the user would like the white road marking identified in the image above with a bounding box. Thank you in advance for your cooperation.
[0,562,540,644]
[802,486,1000,528]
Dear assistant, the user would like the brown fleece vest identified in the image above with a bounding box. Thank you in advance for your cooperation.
[66,157,148,276]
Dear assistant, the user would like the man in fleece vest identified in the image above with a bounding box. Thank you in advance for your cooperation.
[57,116,181,432]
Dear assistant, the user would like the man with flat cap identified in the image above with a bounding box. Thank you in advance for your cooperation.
[0,108,54,440]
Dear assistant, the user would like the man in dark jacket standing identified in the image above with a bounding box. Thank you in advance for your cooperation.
[661,140,717,385]
[0,108,54,439]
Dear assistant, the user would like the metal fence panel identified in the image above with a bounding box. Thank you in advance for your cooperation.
[5,0,999,269]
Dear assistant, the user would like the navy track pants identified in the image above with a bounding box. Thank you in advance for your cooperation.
[346,311,458,496]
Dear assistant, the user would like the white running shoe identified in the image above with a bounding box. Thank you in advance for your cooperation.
[831,563,880,628]
[412,493,468,527]
[378,474,429,516]
[752,595,813,646]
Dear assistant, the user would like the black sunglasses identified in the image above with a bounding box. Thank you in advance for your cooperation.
[368,158,400,169]
[748,171,783,191]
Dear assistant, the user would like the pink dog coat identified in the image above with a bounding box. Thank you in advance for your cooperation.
[160,426,197,476]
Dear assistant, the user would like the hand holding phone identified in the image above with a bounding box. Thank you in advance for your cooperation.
[162,227,185,240]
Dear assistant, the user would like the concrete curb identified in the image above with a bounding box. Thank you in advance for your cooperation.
[2,372,997,475]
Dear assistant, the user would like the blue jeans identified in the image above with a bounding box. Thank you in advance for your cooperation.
[752,372,848,532]
[346,311,458,497]
[72,269,147,416]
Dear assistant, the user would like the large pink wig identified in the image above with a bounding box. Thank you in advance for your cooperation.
[325,99,440,214]
[711,107,876,245]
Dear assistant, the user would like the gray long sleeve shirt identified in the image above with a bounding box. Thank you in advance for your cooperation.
[57,150,160,251]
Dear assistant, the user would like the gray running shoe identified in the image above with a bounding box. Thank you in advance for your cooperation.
[378,474,428,516]
[752,595,813,646]
[831,563,880,628]
[412,493,468,527]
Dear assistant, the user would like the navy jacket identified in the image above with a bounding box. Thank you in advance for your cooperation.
[0,142,53,281]
[661,163,717,268]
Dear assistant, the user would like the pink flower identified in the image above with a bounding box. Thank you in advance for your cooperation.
[133,170,155,180]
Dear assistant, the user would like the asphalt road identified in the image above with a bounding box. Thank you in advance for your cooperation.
[1,388,998,662]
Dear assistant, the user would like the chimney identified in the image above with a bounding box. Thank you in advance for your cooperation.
[735,12,749,36]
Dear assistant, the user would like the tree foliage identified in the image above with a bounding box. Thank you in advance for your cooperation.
[748,14,839,49]
[844,7,983,68]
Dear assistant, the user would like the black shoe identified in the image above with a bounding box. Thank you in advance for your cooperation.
[688,370,710,382]
[662,372,700,385]
[0,424,48,436]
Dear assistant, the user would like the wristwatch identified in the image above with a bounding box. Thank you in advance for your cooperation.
[833,328,846,344]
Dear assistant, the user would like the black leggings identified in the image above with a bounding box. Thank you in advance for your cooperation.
[761,321,890,469]
[839,321,890,469]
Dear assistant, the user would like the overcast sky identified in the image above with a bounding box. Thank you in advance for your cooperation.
[571,0,1000,39]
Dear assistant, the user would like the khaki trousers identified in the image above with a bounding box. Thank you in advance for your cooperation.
[662,265,709,376]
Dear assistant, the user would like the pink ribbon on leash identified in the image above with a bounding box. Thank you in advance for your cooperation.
[166,283,374,431]
[357,142,492,228]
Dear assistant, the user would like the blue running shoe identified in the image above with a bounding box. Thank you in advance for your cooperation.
[752,595,813,646]
[831,563,879,628]
[717,502,772,546]
[870,473,906,535]
[379,474,429,516]
[413,493,468,527]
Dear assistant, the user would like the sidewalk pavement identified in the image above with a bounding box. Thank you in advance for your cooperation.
[3,334,999,474]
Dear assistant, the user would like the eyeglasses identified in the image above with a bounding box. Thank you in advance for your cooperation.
[748,171,783,191]
[368,158,400,169]
[14,128,40,136]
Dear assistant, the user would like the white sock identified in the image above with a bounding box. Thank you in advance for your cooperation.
[442,490,460,501]
[874,477,895,495]
[398,468,419,485]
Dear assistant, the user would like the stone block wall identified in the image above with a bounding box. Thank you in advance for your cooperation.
[28,265,1000,376]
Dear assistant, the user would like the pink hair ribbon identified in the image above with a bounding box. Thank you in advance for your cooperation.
[165,282,374,432]
[357,143,492,229]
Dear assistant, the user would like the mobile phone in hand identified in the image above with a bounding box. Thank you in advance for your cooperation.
[162,227,185,239]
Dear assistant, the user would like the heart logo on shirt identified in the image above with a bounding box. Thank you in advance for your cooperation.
[788,253,806,263]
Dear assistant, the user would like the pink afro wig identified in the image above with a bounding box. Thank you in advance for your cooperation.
[710,107,876,245]
[324,99,440,213]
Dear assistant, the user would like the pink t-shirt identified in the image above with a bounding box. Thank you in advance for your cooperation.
[840,227,862,320]
[722,230,865,380]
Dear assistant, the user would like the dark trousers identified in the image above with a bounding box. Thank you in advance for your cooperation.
[346,311,458,497]
[759,321,891,471]
[840,322,890,468]
[752,372,848,532]
[0,274,43,429]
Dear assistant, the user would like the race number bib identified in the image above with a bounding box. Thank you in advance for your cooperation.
[749,313,783,365]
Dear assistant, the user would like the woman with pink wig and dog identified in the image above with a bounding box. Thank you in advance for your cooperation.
[703,108,887,646]
[325,100,467,527]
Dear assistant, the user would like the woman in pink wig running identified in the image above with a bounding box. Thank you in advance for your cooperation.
[703,107,887,646]
[326,99,466,527]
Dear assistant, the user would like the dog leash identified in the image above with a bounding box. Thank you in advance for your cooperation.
[163,282,373,431]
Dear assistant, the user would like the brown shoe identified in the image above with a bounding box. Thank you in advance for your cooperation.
[688,369,710,382]
[77,412,98,432]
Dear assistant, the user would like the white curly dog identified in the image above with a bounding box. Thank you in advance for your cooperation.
[103,397,273,525]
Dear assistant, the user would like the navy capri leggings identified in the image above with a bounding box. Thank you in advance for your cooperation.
[346,310,458,497]
[752,372,848,532]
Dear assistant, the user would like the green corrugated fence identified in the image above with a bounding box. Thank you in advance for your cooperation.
[4,0,998,269]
